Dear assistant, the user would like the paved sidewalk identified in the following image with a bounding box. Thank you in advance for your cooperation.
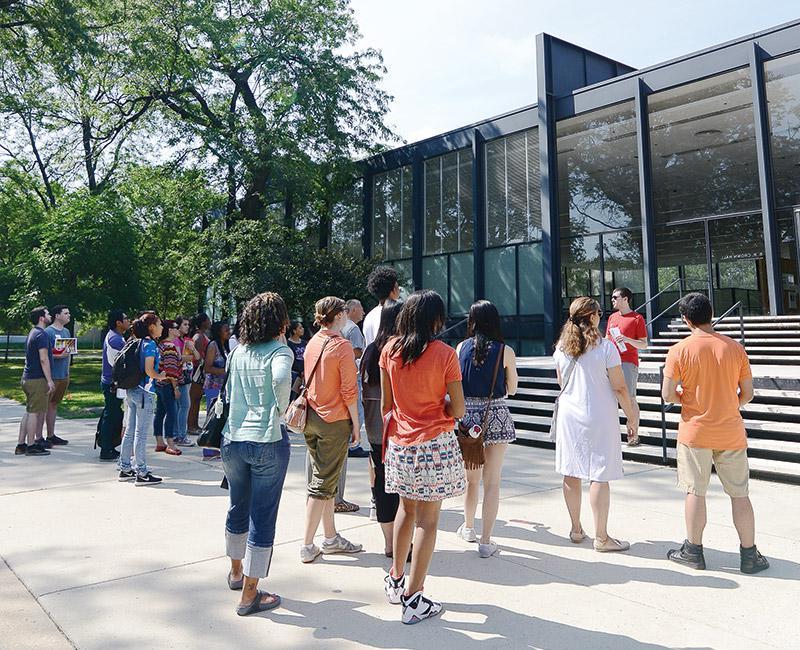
[0,397,798,649]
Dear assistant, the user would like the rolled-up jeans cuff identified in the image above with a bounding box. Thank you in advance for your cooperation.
[243,544,273,579]
[225,530,248,560]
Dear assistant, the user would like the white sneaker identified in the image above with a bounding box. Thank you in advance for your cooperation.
[321,534,363,554]
[401,590,443,625]
[300,544,321,563]
[456,523,477,543]
[369,497,377,521]
[478,541,499,558]
[384,572,405,604]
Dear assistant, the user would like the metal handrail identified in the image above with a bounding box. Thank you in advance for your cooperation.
[712,300,745,346]
[436,317,468,341]
[657,300,745,465]
[635,277,684,315]
[646,296,685,327]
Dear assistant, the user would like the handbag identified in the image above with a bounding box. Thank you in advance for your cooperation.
[457,343,504,470]
[284,337,331,434]
[549,357,577,443]
[197,347,237,449]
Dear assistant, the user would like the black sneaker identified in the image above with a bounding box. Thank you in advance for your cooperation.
[348,447,370,458]
[667,540,706,570]
[14,443,27,455]
[100,450,121,462]
[135,472,162,486]
[740,545,769,574]
[25,443,51,456]
[118,469,136,481]
[36,438,53,449]
[47,435,69,446]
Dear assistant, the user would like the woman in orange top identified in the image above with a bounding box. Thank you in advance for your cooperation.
[299,297,363,564]
[379,290,466,625]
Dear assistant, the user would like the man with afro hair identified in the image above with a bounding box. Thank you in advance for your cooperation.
[363,266,401,346]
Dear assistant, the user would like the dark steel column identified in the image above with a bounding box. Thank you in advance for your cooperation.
[362,172,373,259]
[472,129,486,300]
[750,43,782,315]
[537,34,561,348]
[634,79,659,337]
[411,159,425,290]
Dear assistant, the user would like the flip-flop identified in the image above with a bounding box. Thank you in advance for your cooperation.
[236,590,281,616]
[227,572,244,590]
[165,447,182,456]
[154,445,167,452]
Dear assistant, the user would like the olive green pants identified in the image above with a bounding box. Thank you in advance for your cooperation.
[304,408,351,500]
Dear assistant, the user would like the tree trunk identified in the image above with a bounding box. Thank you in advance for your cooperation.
[241,167,270,220]
[283,193,294,229]
[82,116,97,193]
[318,199,332,250]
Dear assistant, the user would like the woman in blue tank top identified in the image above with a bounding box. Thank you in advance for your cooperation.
[455,300,518,558]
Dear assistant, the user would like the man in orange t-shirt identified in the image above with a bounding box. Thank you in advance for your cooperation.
[662,293,768,574]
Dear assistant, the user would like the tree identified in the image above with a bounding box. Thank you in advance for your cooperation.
[135,0,395,221]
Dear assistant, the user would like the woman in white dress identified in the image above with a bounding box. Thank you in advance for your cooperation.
[553,297,639,552]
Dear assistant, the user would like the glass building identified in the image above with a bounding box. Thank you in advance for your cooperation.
[351,19,800,353]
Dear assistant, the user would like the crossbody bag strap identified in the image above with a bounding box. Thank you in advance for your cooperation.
[302,336,332,392]
[481,342,505,432]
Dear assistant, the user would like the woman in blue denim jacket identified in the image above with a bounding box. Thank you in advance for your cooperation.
[221,292,294,616]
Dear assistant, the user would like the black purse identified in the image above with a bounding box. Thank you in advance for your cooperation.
[197,348,235,449]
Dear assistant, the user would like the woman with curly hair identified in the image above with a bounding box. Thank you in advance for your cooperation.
[299,296,362,564]
[553,296,639,552]
[220,292,294,616]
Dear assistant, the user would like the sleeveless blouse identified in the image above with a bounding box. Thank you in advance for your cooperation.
[459,339,505,399]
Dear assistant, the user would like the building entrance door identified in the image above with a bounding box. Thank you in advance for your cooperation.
[655,213,770,317]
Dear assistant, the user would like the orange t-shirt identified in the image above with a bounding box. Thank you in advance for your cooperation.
[304,330,358,423]
[379,338,462,446]
[663,331,751,450]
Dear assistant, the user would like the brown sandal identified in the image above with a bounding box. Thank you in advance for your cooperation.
[569,528,587,543]
[334,500,360,513]
[165,447,182,456]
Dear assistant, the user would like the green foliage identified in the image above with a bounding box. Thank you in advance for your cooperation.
[217,220,378,321]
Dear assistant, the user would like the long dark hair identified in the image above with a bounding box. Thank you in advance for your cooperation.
[390,290,445,366]
[189,312,209,338]
[132,311,159,339]
[361,300,403,386]
[466,300,504,366]
[208,320,230,357]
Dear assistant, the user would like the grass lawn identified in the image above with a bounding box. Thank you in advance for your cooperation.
[0,357,104,419]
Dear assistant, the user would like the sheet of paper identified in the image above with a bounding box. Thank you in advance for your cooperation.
[610,326,627,352]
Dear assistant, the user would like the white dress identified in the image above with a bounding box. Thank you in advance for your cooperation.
[553,339,624,482]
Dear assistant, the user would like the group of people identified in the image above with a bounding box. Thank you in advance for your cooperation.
[13,267,770,625]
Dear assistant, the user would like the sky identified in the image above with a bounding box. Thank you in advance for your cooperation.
[350,0,800,145]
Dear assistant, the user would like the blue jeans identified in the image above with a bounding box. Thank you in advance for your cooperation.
[175,383,190,438]
[154,384,178,439]
[120,387,155,474]
[221,429,291,578]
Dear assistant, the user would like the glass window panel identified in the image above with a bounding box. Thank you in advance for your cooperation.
[401,167,413,258]
[777,211,800,314]
[372,174,386,259]
[486,139,506,247]
[424,158,441,255]
[485,246,517,315]
[422,255,448,306]
[602,230,645,310]
[441,152,459,253]
[766,52,800,209]
[526,129,542,239]
[649,68,760,223]
[557,101,640,237]
[506,132,528,244]
[560,235,601,311]
[519,243,544,315]
[458,151,474,250]
[330,178,363,257]
[450,252,474,315]
[372,166,412,261]
[386,168,402,259]
[391,259,414,299]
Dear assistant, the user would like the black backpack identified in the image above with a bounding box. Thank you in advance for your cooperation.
[112,339,144,389]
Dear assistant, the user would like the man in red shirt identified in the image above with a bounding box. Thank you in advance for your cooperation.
[605,287,648,446]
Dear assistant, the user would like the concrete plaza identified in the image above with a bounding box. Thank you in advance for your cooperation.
[0,397,798,650]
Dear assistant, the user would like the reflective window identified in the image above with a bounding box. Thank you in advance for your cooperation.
[557,101,640,236]
[561,235,602,309]
[330,178,363,257]
[765,52,800,314]
[424,150,473,254]
[422,256,448,307]
[450,252,474,315]
[519,243,544,315]
[484,244,544,316]
[485,129,541,246]
[649,68,760,223]
[372,166,412,260]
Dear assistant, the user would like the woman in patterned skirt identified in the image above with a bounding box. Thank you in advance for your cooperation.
[455,300,518,558]
[379,290,466,625]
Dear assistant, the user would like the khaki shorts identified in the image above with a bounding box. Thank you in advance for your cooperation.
[304,408,351,500]
[21,378,49,414]
[621,362,638,398]
[677,443,749,498]
[49,378,70,404]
